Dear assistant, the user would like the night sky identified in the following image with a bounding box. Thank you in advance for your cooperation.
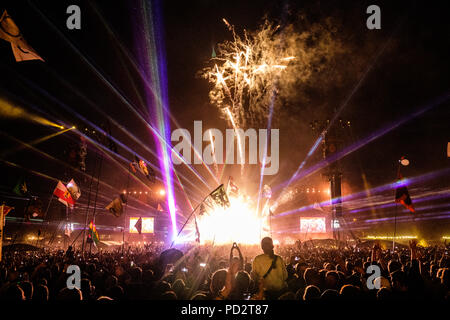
[0,0,449,238]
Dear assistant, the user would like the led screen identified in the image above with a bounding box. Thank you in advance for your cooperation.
[300,217,326,233]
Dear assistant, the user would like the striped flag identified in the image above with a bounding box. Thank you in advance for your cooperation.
[53,181,75,208]
[87,221,99,245]
[67,179,81,201]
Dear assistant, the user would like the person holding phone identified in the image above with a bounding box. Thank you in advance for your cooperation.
[251,237,288,300]
[229,242,244,271]
[216,242,244,300]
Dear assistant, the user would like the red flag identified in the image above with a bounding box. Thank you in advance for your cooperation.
[1,205,13,216]
[53,181,75,208]
[1,204,14,227]
[395,182,415,213]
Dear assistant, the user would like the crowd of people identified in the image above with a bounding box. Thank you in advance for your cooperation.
[0,238,449,301]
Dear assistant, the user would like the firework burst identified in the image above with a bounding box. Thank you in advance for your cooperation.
[201,19,296,129]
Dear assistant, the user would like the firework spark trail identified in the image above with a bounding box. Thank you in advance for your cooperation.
[202,19,296,129]
[208,130,219,179]
[225,107,244,176]
[28,2,214,196]
[256,91,275,220]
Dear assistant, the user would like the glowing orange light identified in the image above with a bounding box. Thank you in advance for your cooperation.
[195,194,269,245]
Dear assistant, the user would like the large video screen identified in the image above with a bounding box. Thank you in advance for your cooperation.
[129,217,154,233]
[300,217,326,233]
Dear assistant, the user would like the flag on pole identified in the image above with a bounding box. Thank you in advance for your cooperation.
[194,215,200,243]
[131,155,155,183]
[53,181,75,208]
[227,176,239,197]
[134,217,142,234]
[66,179,81,201]
[87,221,99,246]
[0,204,13,262]
[395,182,415,213]
[209,184,230,208]
[0,10,44,62]
[1,204,14,227]
[313,202,324,212]
[105,194,127,217]
[13,176,28,196]
[262,184,272,198]
[1,204,14,216]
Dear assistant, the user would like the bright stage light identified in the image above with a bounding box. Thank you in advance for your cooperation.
[195,194,270,245]
[158,189,166,196]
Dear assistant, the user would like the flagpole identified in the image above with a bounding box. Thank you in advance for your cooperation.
[89,153,103,255]
[39,195,54,249]
[393,204,398,252]
[65,205,69,250]
[0,205,4,262]
[170,193,212,248]
[122,164,131,255]
[393,160,402,252]
[81,154,99,256]
[12,195,33,246]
